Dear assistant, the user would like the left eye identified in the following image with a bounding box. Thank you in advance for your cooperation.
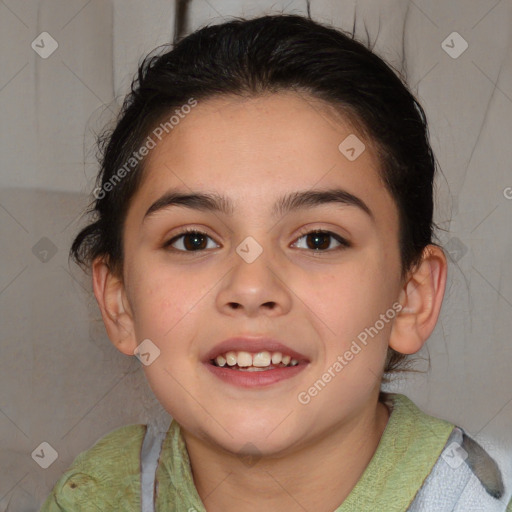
[165,230,219,252]
[292,230,349,251]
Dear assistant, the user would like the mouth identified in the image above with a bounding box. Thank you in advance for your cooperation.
[203,337,309,387]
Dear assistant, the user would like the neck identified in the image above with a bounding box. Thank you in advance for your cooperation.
[181,396,390,512]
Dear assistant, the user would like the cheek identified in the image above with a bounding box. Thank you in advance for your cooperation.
[299,257,397,342]
[127,260,202,343]
[297,256,398,401]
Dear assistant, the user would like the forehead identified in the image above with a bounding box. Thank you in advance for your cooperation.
[128,91,396,226]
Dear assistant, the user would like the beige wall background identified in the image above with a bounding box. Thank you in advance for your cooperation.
[0,0,511,509]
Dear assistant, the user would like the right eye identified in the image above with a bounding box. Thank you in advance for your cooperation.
[163,229,220,252]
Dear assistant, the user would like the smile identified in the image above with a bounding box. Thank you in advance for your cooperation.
[205,352,308,388]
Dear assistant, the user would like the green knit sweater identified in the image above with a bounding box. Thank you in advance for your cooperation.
[40,393,512,511]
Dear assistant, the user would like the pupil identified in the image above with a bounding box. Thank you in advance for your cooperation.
[184,233,206,251]
[308,232,329,250]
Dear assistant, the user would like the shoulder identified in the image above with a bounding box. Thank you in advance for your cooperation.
[459,430,507,499]
[40,424,147,512]
[383,394,512,510]
[410,425,512,511]
[69,423,147,470]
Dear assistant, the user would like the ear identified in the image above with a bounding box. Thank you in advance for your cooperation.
[91,257,138,356]
[389,245,447,355]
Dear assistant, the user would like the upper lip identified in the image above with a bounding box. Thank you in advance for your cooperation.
[204,336,309,363]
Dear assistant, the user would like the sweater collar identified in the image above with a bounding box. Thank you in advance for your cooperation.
[155,393,455,510]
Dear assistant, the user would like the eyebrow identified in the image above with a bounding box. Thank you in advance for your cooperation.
[143,188,374,223]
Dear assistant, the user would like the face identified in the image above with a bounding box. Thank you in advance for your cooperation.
[119,91,403,456]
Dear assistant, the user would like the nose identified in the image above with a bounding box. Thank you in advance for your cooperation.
[215,246,293,318]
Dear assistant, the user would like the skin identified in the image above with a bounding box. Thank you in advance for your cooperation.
[93,91,447,511]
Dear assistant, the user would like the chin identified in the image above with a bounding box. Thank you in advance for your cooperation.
[206,414,304,457]
[221,432,299,461]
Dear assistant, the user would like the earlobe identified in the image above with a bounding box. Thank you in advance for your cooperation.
[91,257,138,356]
[389,245,447,355]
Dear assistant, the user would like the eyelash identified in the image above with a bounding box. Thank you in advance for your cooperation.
[163,227,351,253]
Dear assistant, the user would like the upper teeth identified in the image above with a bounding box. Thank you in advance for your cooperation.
[214,351,298,368]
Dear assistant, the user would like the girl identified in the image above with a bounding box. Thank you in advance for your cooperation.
[40,13,511,512]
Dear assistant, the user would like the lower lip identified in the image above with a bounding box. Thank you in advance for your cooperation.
[204,362,308,388]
